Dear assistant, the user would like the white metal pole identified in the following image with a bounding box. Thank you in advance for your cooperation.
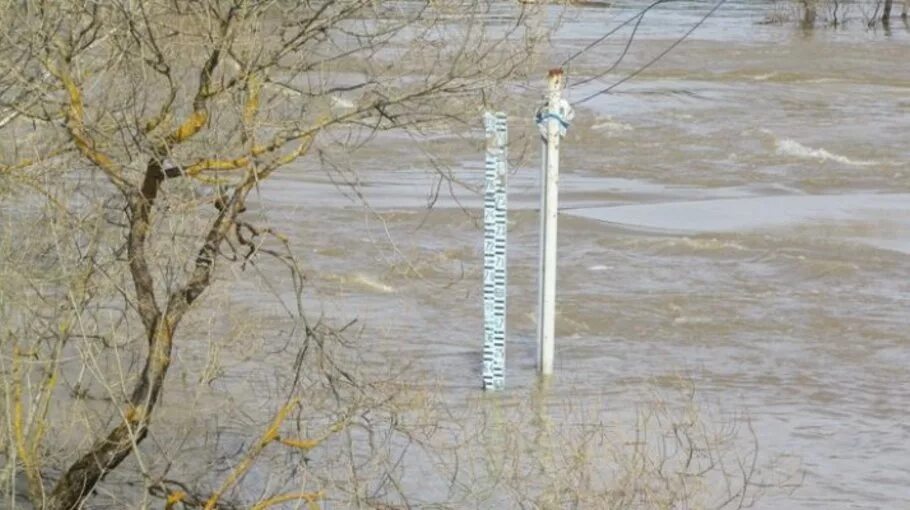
[538,69,564,376]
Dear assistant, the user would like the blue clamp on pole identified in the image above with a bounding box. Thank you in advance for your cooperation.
[535,99,575,138]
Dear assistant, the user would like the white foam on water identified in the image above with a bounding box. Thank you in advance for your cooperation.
[671,237,748,252]
[752,72,777,81]
[803,78,841,84]
[775,138,875,166]
[325,273,396,293]
[591,117,634,133]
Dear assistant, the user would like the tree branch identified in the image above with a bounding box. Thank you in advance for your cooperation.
[55,69,130,193]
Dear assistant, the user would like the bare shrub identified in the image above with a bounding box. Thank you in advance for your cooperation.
[404,380,803,509]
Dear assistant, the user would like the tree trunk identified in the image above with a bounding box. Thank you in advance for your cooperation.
[45,160,252,509]
[45,320,176,509]
[801,0,817,28]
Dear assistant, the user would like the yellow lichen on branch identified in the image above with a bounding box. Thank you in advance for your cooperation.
[10,348,47,505]
[0,146,73,176]
[11,350,30,474]
[264,136,314,173]
[184,122,321,179]
[57,72,126,185]
[124,404,147,423]
[158,44,223,149]
[164,110,208,147]
[261,397,299,443]
[251,491,324,510]
[202,399,300,510]
[278,437,321,451]
[243,75,262,128]
[199,398,341,509]
[164,490,186,510]
[184,154,253,176]
[1,145,80,213]
[277,413,348,455]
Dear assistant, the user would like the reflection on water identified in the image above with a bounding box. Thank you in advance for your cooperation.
[242,2,910,507]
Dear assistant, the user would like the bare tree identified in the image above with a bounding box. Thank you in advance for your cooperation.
[0,1,543,508]
[801,0,818,27]
[779,0,909,27]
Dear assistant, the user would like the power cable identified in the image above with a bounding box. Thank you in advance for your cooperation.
[571,0,728,106]
[562,0,684,73]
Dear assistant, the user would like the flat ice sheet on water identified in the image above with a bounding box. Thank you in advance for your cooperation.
[567,193,910,254]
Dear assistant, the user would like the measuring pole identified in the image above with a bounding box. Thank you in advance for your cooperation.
[483,112,508,390]
[537,69,567,377]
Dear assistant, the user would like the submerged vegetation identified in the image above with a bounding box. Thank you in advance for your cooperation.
[766,0,910,27]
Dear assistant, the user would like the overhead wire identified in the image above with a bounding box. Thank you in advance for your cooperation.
[568,6,661,89]
[568,0,728,106]
[561,0,684,74]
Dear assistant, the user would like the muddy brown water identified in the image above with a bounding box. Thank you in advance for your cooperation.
[221,2,910,508]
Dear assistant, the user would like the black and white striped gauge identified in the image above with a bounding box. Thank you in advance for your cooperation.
[482,112,507,391]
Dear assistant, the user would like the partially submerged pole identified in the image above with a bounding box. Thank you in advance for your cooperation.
[537,69,569,377]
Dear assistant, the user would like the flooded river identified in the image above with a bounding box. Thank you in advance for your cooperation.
[234,2,910,508]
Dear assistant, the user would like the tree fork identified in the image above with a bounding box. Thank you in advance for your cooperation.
[46,171,253,509]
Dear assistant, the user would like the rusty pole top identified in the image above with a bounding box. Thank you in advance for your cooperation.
[547,68,565,89]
